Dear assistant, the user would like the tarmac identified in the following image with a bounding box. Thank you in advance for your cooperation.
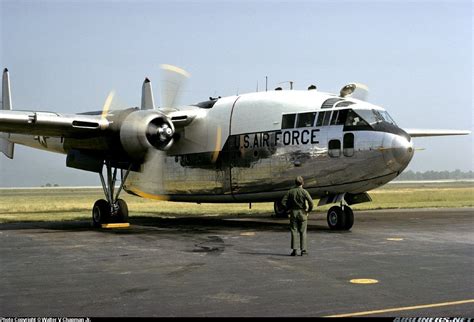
[1,208,473,317]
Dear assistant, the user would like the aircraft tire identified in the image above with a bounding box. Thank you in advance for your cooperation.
[342,206,354,230]
[116,199,129,223]
[327,206,345,230]
[273,200,289,218]
[92,199,111,228]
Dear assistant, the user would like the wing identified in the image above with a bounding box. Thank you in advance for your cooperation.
[0,110,108,137]
[1,68,110,158]
[404,129,471,138]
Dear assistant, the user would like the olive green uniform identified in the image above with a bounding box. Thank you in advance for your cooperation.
[282,186,314,251]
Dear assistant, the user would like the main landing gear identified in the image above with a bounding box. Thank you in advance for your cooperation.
[326,205,354,231]
[273,199,289,218]
[92,161,132,228]
[272,200,354,230]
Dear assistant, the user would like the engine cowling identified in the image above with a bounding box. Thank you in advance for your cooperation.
[119,110,175,160]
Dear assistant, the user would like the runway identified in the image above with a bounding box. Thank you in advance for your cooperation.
[1,208,473,317]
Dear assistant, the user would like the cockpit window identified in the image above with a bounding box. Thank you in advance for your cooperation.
[336,109,349,125]
[355,109,397,126]
[316,109,363,127]
[380,110,397,125]
[345,109,369,127]
[330,109,349,126]
[354,110,379,125]
[335,101,355,108]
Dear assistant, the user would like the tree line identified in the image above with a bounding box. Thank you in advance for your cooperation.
[397,170,474,181]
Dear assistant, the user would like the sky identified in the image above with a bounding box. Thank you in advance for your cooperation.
[0,0,472,187]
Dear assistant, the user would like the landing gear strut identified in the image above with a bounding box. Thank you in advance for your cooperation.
[327,204,354,231]
[92,161,131,228]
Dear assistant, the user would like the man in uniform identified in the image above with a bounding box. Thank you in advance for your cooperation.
[282,176,314,256]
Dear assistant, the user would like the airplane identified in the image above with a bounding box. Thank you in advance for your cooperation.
[0,66,470,230]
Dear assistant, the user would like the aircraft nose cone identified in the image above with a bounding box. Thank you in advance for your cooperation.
[382,133,414,172]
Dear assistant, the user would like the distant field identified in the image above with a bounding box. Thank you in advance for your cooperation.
[0,182,472,223]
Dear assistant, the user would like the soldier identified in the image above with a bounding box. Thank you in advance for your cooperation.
[282,176,314,256]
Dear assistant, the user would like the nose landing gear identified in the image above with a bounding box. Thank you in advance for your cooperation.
[92,161,131,228]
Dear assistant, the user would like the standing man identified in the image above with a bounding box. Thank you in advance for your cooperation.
[281,176,314,256]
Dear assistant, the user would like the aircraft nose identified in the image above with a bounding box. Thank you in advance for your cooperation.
[381,133,414,172]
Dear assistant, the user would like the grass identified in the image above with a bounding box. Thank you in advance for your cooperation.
[0,182,472,223]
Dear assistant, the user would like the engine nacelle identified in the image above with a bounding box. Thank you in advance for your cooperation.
[119,110,175,160]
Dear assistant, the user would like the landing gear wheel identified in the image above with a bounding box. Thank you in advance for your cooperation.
[92,199,111,228]
[327,206,345,230]
[116,199,129,223]
[273,200,289,218]
[342,206,354,230]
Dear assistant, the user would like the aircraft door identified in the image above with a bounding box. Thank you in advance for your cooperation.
[327,110,343,158]
[228,97,280,197]
[343,133,355,157]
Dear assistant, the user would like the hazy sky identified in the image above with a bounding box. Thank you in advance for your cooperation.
[0,0,472,187]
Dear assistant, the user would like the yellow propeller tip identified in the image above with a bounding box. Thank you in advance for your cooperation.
[101,90,115,119]
[160,64,191,78]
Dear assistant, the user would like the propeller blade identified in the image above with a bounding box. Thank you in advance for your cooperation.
[101,91,115,118]
[211,126,222,163]
[126,148,170,201]
[100,91,115,128]
[159,64,190,110]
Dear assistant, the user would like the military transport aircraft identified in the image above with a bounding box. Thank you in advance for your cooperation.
[0,66,470,230]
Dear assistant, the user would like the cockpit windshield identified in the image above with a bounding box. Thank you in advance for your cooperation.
[345,109,369,127]
[379,110,397,125]
[354,109,397,126]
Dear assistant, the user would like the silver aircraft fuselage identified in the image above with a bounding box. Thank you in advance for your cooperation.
[8,90,415,203]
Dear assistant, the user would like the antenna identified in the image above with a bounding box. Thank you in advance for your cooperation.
[278,80,294,90]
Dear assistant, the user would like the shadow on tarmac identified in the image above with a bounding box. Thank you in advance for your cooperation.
[0,214,338,235]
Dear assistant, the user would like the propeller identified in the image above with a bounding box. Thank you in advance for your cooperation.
[93,65,192,200]
[125,64,192,198]
[159,64,191,110]
[118,64,193,160]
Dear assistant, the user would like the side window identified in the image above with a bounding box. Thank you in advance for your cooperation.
[330,110,339,125]
[282,114,296,129]
[323,111,332,126]
[328,139,341,157]
[296,112,316,128]
[316,112,325,126]
[336,109,348,125]
[343,133,354,157]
